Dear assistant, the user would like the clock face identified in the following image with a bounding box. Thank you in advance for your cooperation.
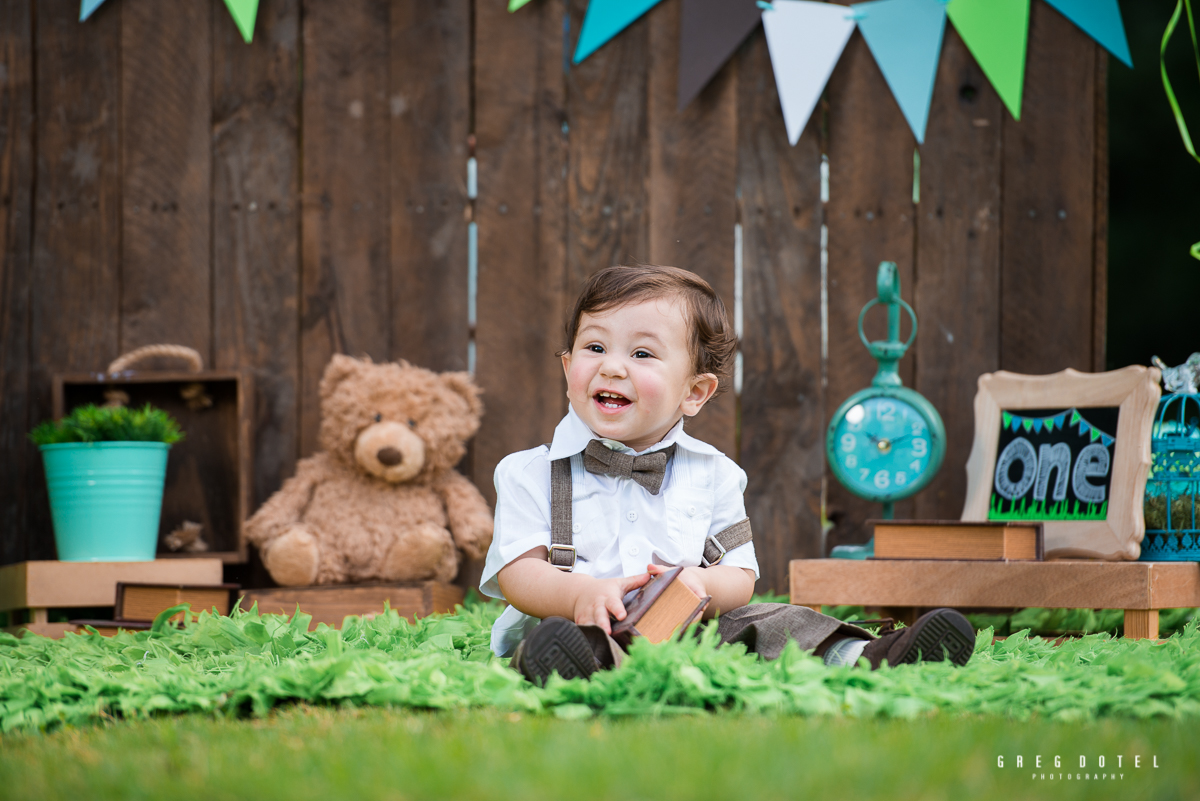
[831,395,936,501]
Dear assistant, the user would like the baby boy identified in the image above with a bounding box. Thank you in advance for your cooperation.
[479,264,975,684]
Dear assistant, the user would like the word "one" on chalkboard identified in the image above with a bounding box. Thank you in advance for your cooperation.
[989,407,1119,522]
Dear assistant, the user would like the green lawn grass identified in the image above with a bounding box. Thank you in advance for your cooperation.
[0,706,1191,801]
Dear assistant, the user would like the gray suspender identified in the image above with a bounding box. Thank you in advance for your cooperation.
[546,453,753,572]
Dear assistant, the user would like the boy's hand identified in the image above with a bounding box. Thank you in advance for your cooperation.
[574,573,652,634]
[647,563,710,605]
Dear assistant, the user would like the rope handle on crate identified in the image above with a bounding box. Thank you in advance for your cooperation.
[103,344,213,410]
[108,344,204,374]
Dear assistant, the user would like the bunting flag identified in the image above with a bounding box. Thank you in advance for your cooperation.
[678,0,762,110]
[223,0,259,44]
[79,0,107,21]
[945,0,1031,120]
[509,0,534,11]
[762,0,857,145]
[853,0,946,143]
[574,0,666,64]
[1043,0,1132,67]
[1007,408,1114,447]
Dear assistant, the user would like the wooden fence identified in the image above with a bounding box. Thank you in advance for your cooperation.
[0,0,1106,593]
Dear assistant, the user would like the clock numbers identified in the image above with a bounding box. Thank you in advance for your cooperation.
[910,459,921,473]
[895,471,907,486]
[912,422,923,436]
[874,470,890,489]
[912,438,928,457]
[840,433,856,452]
[859,468,870,481]
[877,401,896,422]
[844,454,857,468]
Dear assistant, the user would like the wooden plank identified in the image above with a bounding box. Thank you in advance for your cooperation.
[823,30,917,550]
[565,0,650,291]
[0,559,224,611]
[120,0,213,356]
[28,2,122,556]
[999,2,1097,374]
[212,0,301,512]
[241,581,462,627]
[736,31,825,593]
[1123,609,1158,640]
[789,559,1200,610]
[646,0,737,457]
[473,0,568,505]
[5,622,76,640]
[390,1,470,372]
[0,0,34,565]
[300,0,392,456]
[912,28,1002,522]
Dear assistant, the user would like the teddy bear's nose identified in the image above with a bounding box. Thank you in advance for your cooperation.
[377,447,403,467]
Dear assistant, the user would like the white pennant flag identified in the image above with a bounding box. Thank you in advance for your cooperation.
[762,0,858,145]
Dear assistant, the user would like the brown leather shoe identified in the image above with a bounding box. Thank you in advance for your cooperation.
[510,617,600,686]
[861,608,975,669]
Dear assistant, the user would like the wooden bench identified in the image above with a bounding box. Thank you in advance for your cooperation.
[789,559,1200,639]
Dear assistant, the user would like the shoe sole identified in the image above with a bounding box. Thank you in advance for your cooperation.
[894,609,975,667]
[519,617,598,686]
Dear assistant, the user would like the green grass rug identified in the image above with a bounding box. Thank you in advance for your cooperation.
[3,599,1200,733]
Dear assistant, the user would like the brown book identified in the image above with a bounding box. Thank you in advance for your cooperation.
[115,582,240,623]
[70,619,153,637]
[611,566,710,645]
[871,520,1043,561]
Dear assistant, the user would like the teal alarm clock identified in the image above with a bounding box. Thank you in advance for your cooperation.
[826,262,946,558]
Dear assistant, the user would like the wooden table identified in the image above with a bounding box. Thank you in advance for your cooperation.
[790,559,1200,639]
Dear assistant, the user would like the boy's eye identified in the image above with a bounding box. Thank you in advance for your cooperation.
[634,350,653,359]
[587,344,605,354]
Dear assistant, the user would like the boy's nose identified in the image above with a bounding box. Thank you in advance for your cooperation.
[599,355,627,378]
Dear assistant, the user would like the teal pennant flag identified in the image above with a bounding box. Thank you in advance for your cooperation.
[80,0,107,21]
[1043,0,1131,68]
[852,0,946,143]
[575,0,666,63]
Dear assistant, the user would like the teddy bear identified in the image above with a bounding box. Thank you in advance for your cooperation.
[245,355,493,587]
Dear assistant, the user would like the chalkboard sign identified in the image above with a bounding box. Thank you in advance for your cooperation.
[962,367,1161,561]
[990,406,1120,521]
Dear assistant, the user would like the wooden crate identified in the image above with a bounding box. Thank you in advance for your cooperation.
[53,370,253,563]
[790,559,1200,639]
[0,558,224,638]
[240,582,464,629]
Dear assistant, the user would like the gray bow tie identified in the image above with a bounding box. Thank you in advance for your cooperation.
[582,440,676,495]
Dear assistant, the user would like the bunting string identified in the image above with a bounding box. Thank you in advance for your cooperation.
[1001,408,1115,448]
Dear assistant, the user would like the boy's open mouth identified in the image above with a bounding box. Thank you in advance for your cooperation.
[594,390,631,410]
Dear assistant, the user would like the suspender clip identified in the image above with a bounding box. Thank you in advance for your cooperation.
[548,544,577,571]
[701,535,727,567]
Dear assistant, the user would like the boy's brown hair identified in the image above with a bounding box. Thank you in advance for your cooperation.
[563,264,737,392]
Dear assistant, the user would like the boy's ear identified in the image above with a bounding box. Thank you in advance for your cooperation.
[561,351,571,383]
[681,373,719,417]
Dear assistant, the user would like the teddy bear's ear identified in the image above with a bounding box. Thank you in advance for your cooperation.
[319,354,367,401]
[441,371,483,419]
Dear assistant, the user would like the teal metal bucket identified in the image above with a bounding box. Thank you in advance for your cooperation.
[40,442,170,561]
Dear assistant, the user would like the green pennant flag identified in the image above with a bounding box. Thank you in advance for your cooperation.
[1043,416,1055,431]
[1002,411,1013,429]
[1070,410,1082,425]
[1022,418,1034,432]
[509,0,534,10]
[223,0,259,44]
[946,0,1030,119]
[1090,427,1101,442]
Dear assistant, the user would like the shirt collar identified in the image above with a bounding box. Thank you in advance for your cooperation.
[546,407,722,460]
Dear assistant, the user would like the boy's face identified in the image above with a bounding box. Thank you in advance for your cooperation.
[561,296,718,452]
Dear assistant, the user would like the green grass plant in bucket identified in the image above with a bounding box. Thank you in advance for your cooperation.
[30,404,184,562]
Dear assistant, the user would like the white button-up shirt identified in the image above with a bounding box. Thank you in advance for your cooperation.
[480,408,759,656]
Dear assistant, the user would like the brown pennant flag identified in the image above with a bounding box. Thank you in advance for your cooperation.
[678,0,763,110]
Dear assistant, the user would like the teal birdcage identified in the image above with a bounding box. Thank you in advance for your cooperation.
[1141,393,1200,561]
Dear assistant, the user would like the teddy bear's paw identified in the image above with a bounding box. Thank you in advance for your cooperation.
[381,523,457,582]
[263,525,321,587]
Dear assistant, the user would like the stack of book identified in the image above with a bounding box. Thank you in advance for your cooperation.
[72,582,240,635]
[870,520,1044,561]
